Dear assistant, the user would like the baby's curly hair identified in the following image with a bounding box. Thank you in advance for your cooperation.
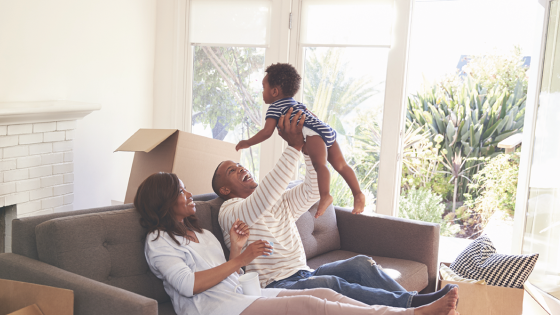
[265,63,301,97]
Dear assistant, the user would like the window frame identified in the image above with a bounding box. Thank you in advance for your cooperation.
[512,0,552,255]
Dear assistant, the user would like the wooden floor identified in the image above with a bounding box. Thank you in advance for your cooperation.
[523,290,550,315]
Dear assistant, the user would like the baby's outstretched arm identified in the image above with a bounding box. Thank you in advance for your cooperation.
[236,118,278,151]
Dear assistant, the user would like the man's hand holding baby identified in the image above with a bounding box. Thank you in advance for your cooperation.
[277,107,305,151]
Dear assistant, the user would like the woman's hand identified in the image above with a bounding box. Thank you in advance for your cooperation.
[235,240,273,267]
[193,236,269,294]
[229,219,250,250]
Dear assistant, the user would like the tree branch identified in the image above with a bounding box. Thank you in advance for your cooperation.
[202,47,261,127]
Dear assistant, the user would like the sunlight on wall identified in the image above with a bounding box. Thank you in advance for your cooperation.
[0,0,157,209]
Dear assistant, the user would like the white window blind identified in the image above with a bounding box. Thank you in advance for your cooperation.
[300,0,394,47]
[189,0,272,47]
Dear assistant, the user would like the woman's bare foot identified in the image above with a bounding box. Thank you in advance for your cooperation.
[352,192,366,214]
[315,195,334,218]
[414,287,459,315]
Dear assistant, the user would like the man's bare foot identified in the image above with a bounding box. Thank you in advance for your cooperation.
[352,192,366,214]
[315,195,333,218]
[414,287,459,315]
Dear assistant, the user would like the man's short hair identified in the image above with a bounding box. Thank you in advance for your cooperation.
[211,162,223,197]
[265,63,301,97]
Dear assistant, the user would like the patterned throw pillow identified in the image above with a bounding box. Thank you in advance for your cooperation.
[450,235,538,288]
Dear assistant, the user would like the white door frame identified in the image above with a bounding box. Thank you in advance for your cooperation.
[511,1,560,310]
[511,0,552,255]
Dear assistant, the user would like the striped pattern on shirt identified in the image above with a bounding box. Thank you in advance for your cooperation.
[265,98,337,148]
[218,146,320,288]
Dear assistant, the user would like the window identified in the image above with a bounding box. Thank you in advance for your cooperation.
[187,0,272,179]
[169,0,413,215]
[292,0,393,210]
[191,46,266,179]
[397,0,539,244]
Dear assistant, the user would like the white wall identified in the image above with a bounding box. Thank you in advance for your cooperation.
[153,0,177,129]
[0,0,157,209]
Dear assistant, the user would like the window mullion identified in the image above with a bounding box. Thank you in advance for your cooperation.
[375,0,413,217]
[259,0,294,178]
[178,0,191,131]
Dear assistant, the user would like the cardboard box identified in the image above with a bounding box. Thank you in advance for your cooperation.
[116,129,240,203]
[438,262,524,315]
[0,279,73,315]
[9,305,43,315]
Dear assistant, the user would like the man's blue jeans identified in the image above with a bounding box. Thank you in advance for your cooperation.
[265,255,416,308]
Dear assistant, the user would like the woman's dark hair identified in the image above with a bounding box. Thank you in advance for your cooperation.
[134,172,202,245]
[265,63,301,97]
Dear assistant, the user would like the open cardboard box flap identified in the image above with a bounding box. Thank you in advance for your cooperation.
[118,129,240,203]
[115,129,178,153]
[8,305,43,315]
[0,279,73,315]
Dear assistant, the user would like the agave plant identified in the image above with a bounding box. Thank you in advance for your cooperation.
[406,76,526,204]
[400,126,433,176]
[440,151,482,212]
[353,122,433,199]
[399,128,453,198]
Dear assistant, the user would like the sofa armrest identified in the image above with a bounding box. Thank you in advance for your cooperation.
[335,208,440,293]
[0,253,158,315]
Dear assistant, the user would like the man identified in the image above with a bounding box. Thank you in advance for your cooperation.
[214,108,456,308]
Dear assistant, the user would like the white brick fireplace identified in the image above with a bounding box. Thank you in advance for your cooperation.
[0,101,99,252]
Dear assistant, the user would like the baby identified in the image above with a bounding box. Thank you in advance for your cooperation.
[236,63,366,217]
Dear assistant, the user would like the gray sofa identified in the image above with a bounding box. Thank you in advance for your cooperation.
[0,191,440,315]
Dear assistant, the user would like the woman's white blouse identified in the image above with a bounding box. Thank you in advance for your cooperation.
[145,229,282,315]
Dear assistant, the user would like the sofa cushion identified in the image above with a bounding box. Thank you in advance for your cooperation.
[296,202,341,260]
[191,197,214,233]
[12,203,135,260]
[194,197,230,258]
[193,193,219,202]
[35,209,169,303]
[307,250,428,292]
[158,301,176,315]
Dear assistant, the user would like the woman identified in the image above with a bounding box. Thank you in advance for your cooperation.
[135,172,459,315]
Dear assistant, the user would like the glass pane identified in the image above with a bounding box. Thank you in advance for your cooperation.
[523,0,560,300]
[300,0,393,46]
[301,47,389,213]
[189,0,271,46]
[191,46,265,180]
[399,0,537,248]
